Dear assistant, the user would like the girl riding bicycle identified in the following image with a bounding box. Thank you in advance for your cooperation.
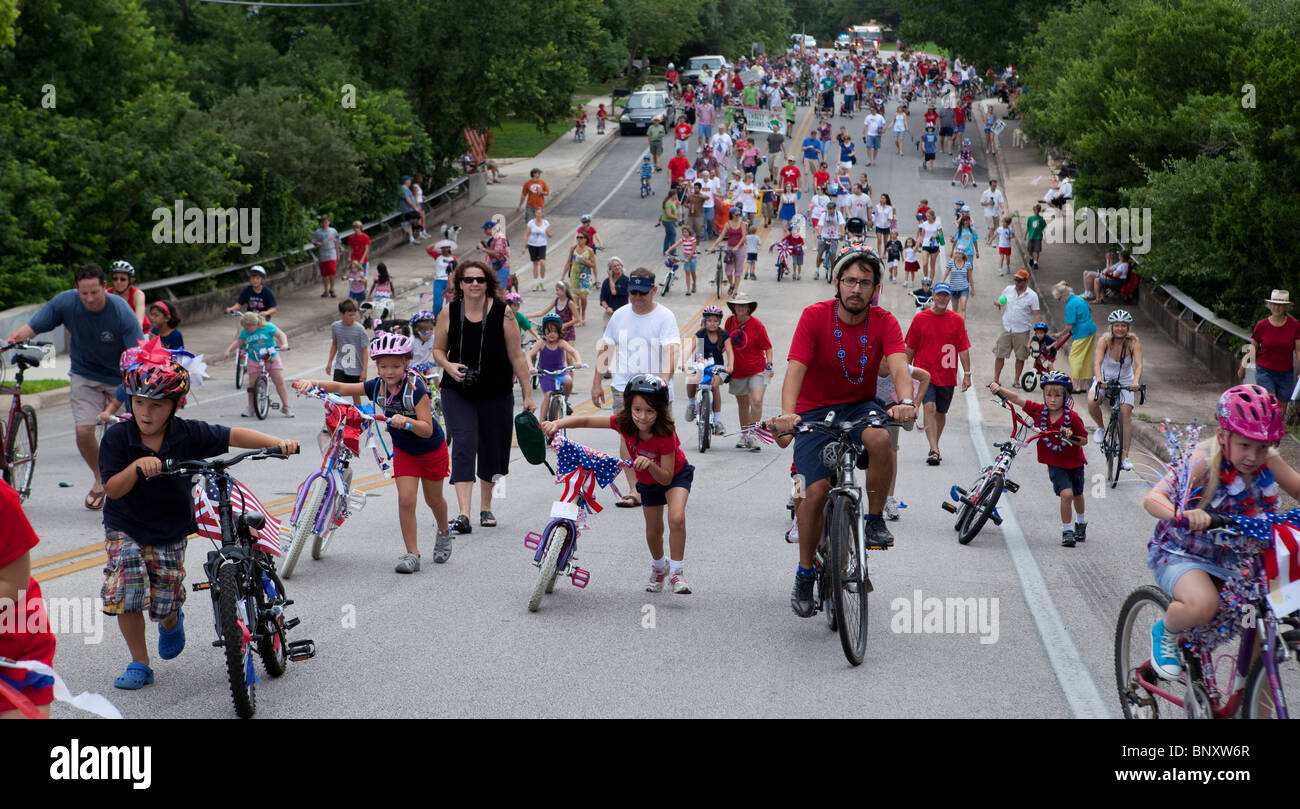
[682,306,733,435]
[527,315,582,421]
[986,371,1090,547]
[225,312,293,419]
[293,332,451,572]
[541,374,694,595]
[1143,385,1300,679]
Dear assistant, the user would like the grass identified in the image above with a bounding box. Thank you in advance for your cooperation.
[18,378,69,394]
[488,117,571,158]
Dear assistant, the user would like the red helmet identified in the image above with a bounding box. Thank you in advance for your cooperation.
[1216,384,1285,443]
[124,361,190,401]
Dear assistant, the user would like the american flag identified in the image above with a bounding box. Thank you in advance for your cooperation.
[745,422,776,444]
[193,477,283,556]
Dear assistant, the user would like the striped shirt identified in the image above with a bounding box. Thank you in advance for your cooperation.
[945,259,970,292]
[681,235,699,258]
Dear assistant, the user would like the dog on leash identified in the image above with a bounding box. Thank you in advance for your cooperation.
[440,223,463,242]
[1012,129,1028,148]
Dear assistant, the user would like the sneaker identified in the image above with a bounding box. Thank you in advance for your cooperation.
[395,553,421,573]
[865,514,894,548]
[1121,458,1134,471]
[884,496,900,521]
[241,408,254,418]
[1061,529,1076,548]
[747,434,762,452]
[408,237,418,245]
[712,418,726,435]
[1150,618,1183,679]
[791,569,816,617]
[432,530,453,564]
[1082,291,1095,300]
[685,401,697,422]
[646,563,668,593]
[685,290,692,295]
[785,519,799,544]
[1074,522,1087,543]
[1093,428,1104,445]
[813,271,820,280]
[281,406,295,418]
[669,569,692,594]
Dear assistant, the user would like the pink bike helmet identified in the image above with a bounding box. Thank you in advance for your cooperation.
[1216,384,1285,443]
[370,330,413,358]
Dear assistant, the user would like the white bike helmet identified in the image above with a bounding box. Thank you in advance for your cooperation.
[109,260,135,277]
[1108,309,1133,324]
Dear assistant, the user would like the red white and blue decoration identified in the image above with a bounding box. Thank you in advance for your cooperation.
[550,434,625,513]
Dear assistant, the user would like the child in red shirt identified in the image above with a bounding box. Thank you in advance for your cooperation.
[0,479,56,718]
[813,162,830,191]
[541,374,694,594]
[596,104,608,134]
[987,374,1090,547]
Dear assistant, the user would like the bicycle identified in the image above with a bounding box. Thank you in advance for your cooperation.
[146,447,314,718]
[229,311,248,389]
[941,392,1060,545]
[687,360,728,452]
[708,246,730,299]
[660,255,680,295]
[1017,343,1058,392]
[522,434,630,612]
[1115,508,1300,719]
[532,363,588,428]
[775,252,788,283]
[0,341,51,501]
[250,346,290,420]
[574,121,586,142]
[411,361,446,434]
[280,387,397,579]
[640,174,654,198]
[1098,380,1146,489]
[774,410,898,666]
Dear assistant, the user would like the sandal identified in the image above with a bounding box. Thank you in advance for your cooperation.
[395,553,421,574]
[113,661,154,690]
[85,487,106,510]
[452,515,472,534]
[158,609,186,660]
[615,494,642,508]
[926,450,941,466]
[480,510,498,528]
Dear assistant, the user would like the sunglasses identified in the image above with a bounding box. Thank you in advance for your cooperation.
[461,276,487,284]
[628,290,651,297]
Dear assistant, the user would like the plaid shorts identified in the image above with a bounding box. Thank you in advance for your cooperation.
[100,532,187,620]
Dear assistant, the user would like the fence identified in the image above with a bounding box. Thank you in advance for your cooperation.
[1137,281,1252,387]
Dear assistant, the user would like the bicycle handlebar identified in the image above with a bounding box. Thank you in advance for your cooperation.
[1,340,51,353]
[293,385,411,429]
[532,363,588,378]
[771,409,901,439]
[144,446,296,481]
[1171,508,1300,537]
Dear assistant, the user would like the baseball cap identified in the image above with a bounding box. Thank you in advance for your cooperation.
[932,281,952,295]
[481,220,495,230]
[627,276,656,294]
[1014,269,1030,280]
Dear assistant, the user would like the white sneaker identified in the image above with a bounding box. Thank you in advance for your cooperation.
[1093,428,1104,445]
[1121,458,1134,471]
[281,406,295,418]
[884,496,900,521]
[646,563,668,593]
[685,401,697,422]
[669,569,693,595]
[785,519,799,544]
[408,237,418,245]
[712,418,726,435]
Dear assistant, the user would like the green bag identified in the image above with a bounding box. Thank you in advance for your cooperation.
[515,411,552,471]
[936,231,945,246]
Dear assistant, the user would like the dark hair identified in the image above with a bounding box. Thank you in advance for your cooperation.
[613,389,676,439]
[338,299,358,313]
[75,264,105,285]
[375,262,391,284]
[836,250,883,285]
[148,300,182,328]
[542,319,562,337]
[630,266,656,284]
[454,259,500,300]
[530,168,542,178]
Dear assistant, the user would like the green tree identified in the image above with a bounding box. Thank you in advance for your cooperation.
[895,0,1066,69]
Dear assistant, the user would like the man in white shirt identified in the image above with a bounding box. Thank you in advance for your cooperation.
[1082,250,1130,300]
[594,270,681,501]
[710,129,733,174]
[992,269,1042,387]
[1040,175,1073,211]
[862,109,886,166]
[980,179,1006,244]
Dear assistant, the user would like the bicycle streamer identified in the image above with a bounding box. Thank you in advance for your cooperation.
[550,434,627,516]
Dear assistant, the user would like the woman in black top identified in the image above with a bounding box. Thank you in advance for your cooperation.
[433,261,536,532]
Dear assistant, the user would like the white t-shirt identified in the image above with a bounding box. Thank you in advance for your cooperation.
[710,132,732,158]
[996,226,1013,249]
[980,188,1005,217]
[602,303,682,393]
[702,177,719,207]
[919,220,942,248]
[904,245,917,263]
[819,211,846,239]
[872,204,894,229]
[999,285,1041,333]
[526,220,550,247]
[845,193,871,221]
[893,113,906,132]
[412,333,436,367]
[1107,261,1130,280]
[1058,177,1073,198]
[434,255,455,282]
[737,182,758,213]
[745,233,761,254]
[864,113,886,136]
[809,194,830,220]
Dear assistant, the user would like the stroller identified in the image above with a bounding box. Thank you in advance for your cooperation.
[845,217,867,241]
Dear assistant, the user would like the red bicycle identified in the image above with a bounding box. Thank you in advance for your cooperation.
[0,341,52,501]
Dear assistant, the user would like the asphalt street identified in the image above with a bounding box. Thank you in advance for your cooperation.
[26,83,1160,718]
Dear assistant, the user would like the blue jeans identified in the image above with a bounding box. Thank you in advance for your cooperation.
[662,220,677,256]
[1256,365,1296,403]
[432,279,448,316]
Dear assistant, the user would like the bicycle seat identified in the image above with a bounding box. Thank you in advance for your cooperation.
[12,353,40,369]
[238,511,267,533]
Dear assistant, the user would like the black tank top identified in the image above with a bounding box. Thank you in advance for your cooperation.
[444,298,512,400]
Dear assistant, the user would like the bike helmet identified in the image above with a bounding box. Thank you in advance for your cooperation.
[625,373,667,397]
[580,214,592,223]
[1107,309,1133,324]
[503,293,523,305]
[1216,384,1286,443]
[409,310,437,328]
[831,242,882,284]
[1039,370,1073,393]
[123,361,190,401]
[369,330,413,358]
[541,313,564,332]
[248,264,268,277]
[1033,321,1048,330]
[920,276,933,287]
[702,305,723,319]
[109,260,135,277]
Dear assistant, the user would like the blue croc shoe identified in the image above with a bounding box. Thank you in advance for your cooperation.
[158,610,186,660]
[114,662,154,690]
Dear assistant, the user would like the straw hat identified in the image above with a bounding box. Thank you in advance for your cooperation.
[726,296,757,313]
[1265,289,1292,306]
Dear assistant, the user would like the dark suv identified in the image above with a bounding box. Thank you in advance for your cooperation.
[618,86,676,135]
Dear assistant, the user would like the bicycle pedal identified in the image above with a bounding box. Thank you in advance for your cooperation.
[212,640,224,648]
[1003,479,1020,493]
[192,582,212,591]
[989,510,1003,526]
[940,501,957,513]
[287,639,316,662]
[523,531,543,551]
[570,568,590,589]
[283,617,301,631]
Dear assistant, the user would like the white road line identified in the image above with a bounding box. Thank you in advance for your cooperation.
[553,152,646,248]
[963,387,1113,718]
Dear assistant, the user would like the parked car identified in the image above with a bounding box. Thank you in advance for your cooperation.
[681,55,730,87]
[790,34,816,50]
[619,86,676,135]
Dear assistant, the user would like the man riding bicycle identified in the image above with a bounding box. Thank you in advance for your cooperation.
[769,247,916,617]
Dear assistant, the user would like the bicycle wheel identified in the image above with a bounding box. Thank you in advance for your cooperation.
[282,477,326,579]
[661,269,674,296]
[777,261,785,282]
[254,564,288,678]
[1114,585,1181,719]
[217,563,256,718]
[714,256,723,299]
[315,467,352,559]
[828,496,868,666]
[957,473,1003,545]
[1105,414,1122,488]
[4,406,38,501]
[1019,370,1037,392]
[697,390,711,452]
[253,375,270,419]
[432,392,447,434]
[529,523,568,612]
[235,351,246,390]
[1242,628,1300,718]
[816,553,837,632]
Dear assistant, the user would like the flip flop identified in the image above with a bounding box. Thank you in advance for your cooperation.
[615,494,641,508]
[480,511,498,528]
[85,488,106,510]
[158,610,185,660]
[113,662,154,690]
[926,450,941,466]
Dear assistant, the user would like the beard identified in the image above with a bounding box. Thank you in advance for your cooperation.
[838,288,869,314]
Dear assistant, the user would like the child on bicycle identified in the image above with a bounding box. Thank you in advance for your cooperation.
[986,371,1089,547]
[292,331,452,572]
[224,312,293,418]
[99,354,298,690]
[530,280,580,342]
[1029,321,1058,369]
[1143,385,1300,678]
[147,301,183,350]
[682,305,733,435]
[664,225,699,295]
[640,155,654,196]
[410,310,438,378]
[541,374,694,594]
[952,139,975,186]
[771,223,805,280]
[505,293,540,345]
[527,314,583,422]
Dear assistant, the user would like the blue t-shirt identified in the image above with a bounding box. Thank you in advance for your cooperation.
[151,329,184,350]
[640,162,653,179]
[27,290,143,386]
[1065,295,1097,339]
[839,140,856,162]
[99,417,231,545]
[954,227,978,257]
[922,133,938,154]
[236,285,277,312]
[802,137,822,160]
[240,323,280,359]
[694,328,730,366]
[363,376,446,456]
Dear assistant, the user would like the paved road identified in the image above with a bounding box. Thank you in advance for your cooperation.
[25,83,1159,718]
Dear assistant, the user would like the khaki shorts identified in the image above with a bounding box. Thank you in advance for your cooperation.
[70,373,118,428]
[993,330,1031,360]
[728,373,766,397]
[1068,334,1096,381]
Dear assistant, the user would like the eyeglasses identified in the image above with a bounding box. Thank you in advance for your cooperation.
[461,276,487,284]
[628,290,651,297]
[839,277,874,289]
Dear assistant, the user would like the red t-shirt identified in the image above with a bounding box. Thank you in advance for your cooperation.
[779,165,801,188]
[788,299,906,413]
[732,75,744,93]
[0,480,55,709]
[682,90,695,106]
[953,107,966,126]
[813,170,829,189]
[675,122,692,141]
[347,232,371,262]
[609,415,687,486]
[1252,315,1300,373]
[668,155,690,183]
[666,69,679,84]
[724,315,773,378]
[577,224,598,244]
[1022,401,1087,469]
[924,110,938,126]
[905,308,971,387]
[712,78,725,96]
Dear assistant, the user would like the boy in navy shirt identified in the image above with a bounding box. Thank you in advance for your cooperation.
[921,124,938,171]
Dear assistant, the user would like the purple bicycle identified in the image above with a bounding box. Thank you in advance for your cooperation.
[1115,508,1300,719]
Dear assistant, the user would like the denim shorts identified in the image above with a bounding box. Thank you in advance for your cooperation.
[636,463,694,507]
[1255,366,1295,403]
[1152,556,1237,599]
[792,399,887,488]
[866,135,881,149]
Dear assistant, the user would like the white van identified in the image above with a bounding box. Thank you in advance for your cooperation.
[790,34,816,50]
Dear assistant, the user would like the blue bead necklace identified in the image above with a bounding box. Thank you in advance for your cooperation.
[832,300,870,385]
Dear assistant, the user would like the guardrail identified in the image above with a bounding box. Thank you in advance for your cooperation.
[1138,281,1252,386]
